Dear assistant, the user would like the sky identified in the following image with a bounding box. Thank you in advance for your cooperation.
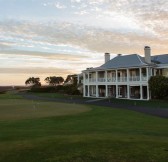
[0,0,168,85]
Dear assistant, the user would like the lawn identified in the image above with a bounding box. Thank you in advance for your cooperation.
[0,94,168,162]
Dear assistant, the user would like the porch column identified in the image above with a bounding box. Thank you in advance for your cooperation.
[146,67,149,80]
[105,85,108,97]
[140,85,143,100]
[139,68,142,81]
[127,85,130,99]
[88,73,90,83]
[96,85,98,97]
[105,71,107,82]
[147,85,150,100]
[83,85,86,97]
[154,69,156,76]
[116,85,118,98]
[116,70,118,82]
[77,74,80,84]
[127,69,129,82]
[88,85,90,97]
[83,73,86,84]
[96,71,98,82]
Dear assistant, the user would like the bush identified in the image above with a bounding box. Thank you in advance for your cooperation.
[30,85,81,95]
[148,76,168,99]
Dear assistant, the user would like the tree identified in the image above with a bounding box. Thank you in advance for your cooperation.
[148,76,168,99]
[25,77,41,87]
[64,74,77,86]
[44,76,64,86]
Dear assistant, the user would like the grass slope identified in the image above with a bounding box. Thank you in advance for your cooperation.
[0,95,168,161]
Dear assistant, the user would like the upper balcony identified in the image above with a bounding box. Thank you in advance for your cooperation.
[84,67,150,84]
[85,76,148,83]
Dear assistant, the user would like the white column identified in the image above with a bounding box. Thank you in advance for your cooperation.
[116,85,118,98]
[83,73,86,84]
[127,85,130,99]
[96,85,98,97]
[139,68,142,81]
[105,85,108,97]
[147,85,150,100]
[146,67,149,80]
[116,70,118,82]
[77,74,80,84]
[105,71,107,82]
[88,73,90,83]
[83,85,86,97]
[140,85,143,100]
[154,69,156,76]
[127,69,129,82]
[88,85,90,97]
[96,71,98,82]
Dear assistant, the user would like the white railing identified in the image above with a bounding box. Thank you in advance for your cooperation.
[107,78,116,82]
[89,78,96,82]
[98,78,106,82]
[129,76,140,82]
[118,77,127,82]
[142,76,148,81]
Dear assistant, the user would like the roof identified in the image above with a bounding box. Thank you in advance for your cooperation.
[83,53,168,72]
[151,54,168,64]
[94,54,148,70]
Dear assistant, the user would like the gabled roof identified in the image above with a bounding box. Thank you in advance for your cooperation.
[95,54,148,70]
[151,54,168,64]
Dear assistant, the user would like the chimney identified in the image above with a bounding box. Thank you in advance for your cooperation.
[105,53,110,63]
[144,46,151,63]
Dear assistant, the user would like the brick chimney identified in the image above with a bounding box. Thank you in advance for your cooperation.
[144,46,151,63]
[105,53,110,63]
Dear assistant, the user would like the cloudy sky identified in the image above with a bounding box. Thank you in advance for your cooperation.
[0,0,168,85]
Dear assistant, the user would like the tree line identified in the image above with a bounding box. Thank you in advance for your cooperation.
[25,75,77,87]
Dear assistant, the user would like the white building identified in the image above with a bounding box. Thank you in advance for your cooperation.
[82,46,168,100]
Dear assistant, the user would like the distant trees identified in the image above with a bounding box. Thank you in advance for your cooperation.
[44,76,64,86]
[64,74,77,86]
[148,76,168,99]
[25,77,41,87]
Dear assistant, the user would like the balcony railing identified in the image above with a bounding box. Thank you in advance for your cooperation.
[84,76,148,83]
[107,78,116,82]
[89,78,96,82]
[129,76,140,81]
[98,78,106,82]
[118,77,127,82]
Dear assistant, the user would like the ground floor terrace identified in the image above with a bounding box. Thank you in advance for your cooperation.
[84,84,150,100]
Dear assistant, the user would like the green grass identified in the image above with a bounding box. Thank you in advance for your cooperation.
[0,96,168,162]
[28,92,83,99]
[109,98,168,108]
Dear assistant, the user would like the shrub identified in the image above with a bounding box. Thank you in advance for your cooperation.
[148,76,168,99]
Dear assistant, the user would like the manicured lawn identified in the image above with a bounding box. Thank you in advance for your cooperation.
[0,95,168,161]
[109,98,168,108]
[27,92,84,99]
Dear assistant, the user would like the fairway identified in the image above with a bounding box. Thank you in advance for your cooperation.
[0,99,91,120]
[0,94,168,162]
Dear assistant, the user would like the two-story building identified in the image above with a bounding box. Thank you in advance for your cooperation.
[82,46,168,100]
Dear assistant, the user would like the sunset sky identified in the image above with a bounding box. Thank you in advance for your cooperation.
[0,0,168,85]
